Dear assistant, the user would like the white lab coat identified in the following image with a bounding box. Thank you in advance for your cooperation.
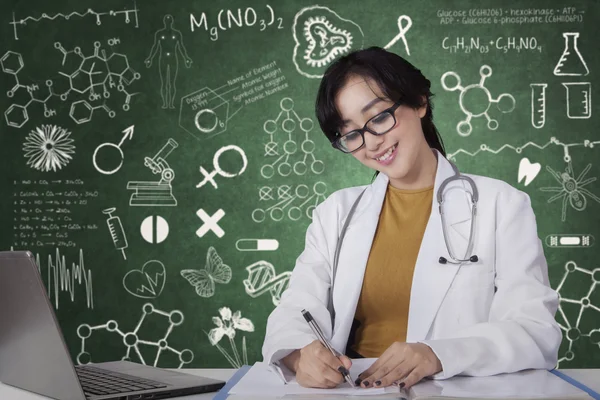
[262,148,561,379]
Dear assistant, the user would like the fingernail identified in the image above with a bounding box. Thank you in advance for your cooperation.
[400,382,405,388]
[354,378,362,386]
[337,366,349,374]
[375,380,381,386]
[363,381,370,387]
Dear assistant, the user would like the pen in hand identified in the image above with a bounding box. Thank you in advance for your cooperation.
[301,309,356,388]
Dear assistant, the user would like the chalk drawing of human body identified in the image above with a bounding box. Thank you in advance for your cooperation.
[145,14,192,109]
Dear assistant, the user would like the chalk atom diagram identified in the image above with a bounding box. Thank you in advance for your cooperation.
[253,97,327,222]
[77,303,193,368]
[2,41,140,128]
[555,261,600,367]
[441,65,515,136]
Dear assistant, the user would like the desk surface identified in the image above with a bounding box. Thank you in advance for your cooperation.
[1,368,599,399]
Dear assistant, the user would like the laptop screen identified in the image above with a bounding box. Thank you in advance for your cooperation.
[0,251,86,400]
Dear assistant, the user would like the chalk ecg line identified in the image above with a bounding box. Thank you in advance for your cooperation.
[9,0,140,40]
[11,247,94,309]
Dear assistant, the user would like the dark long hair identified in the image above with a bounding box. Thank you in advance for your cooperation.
[315,47,446,163]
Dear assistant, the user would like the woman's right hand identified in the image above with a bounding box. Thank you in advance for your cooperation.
[282,340,353,388]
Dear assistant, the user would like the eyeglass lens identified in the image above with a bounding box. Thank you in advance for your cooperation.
[337,111,396,152]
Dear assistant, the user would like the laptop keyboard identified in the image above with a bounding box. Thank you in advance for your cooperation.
[75,365,168,397]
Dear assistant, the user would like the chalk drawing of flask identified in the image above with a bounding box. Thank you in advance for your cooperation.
[554,32,588,76]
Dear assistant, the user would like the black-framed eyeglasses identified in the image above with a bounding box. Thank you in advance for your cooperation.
[331,102,402,153]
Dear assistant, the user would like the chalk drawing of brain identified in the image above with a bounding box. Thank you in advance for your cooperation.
[292,6,364,79]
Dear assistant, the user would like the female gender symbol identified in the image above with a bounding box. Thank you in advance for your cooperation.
[196,145,248,189]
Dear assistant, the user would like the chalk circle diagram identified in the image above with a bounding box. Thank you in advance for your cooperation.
[195,108,223,133]
[180,246,232,298]
[292,5,364,78]
[23,124,75,172]
[141,215,169,244]
[197,145,248,189]
[93,142,124,175]
[123,260,166,299]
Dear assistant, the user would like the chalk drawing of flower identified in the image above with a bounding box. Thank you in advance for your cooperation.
[207,307,254,367]
[23,124,75,172]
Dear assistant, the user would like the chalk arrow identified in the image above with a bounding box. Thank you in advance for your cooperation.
[118,125,135,147]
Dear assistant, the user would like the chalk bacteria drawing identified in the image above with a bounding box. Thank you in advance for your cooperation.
[292,5,364,79]
[2,41,140,128]
[441,65,516,136]
[145,14,193,109]
[207,307,254,368]
[243,261,291,306]
[9,1,139,40]
[180,246,231,298]
[554,32,588,76]
[22,124,75,172]
[555,261,600,367]
[517,157,541,187]
[540,160,600,222]
[127,138,178,207]
[123,260,166,299]
[77,303,193,368]
[93,125,134,175]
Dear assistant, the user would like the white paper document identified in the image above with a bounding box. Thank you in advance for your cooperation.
[228,358,400,396]
[228,358,592,399]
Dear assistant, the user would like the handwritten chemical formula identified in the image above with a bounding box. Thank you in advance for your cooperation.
[442,36,543,54]
[190,5,283,41]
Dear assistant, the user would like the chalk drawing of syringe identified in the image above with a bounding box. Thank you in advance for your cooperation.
[103,207,128,260]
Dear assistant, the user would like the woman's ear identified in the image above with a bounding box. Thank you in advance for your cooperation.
[418,96,427,118]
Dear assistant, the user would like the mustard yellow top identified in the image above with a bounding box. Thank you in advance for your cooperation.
[351,183,434,358]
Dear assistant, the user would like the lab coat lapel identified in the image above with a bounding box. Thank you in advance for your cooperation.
[330,172,389,353]
[406,150,473,342]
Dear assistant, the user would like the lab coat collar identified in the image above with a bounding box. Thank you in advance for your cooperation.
[330,148,475,353]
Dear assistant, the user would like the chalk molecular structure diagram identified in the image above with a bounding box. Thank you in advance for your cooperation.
[441,65,515,136]
[2,41,140,128]
[76,303,193,368]
[555,260,600,367]
[254,97,327,222]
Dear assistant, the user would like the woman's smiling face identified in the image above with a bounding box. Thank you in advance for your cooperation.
[335,74,428,181]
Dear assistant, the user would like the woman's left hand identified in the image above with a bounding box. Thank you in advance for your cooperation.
[356,342,442,389]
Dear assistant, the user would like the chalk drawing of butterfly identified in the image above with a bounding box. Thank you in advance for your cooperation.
[180,246,232,298]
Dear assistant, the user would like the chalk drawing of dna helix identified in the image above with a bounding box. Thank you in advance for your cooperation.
[243,261,291,306]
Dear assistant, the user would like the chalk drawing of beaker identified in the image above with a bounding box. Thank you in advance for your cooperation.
[562,82,592,119]
[554,32,588,76]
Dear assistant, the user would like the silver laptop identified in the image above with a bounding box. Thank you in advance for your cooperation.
[0,251,226,399]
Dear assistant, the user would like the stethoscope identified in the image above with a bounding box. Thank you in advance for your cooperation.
[328,159,479,322]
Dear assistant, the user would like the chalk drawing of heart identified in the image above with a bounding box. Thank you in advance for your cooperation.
[123,260,166,299]
[518,157,542,186]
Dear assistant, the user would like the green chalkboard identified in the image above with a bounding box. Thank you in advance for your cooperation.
[1,0,599,369]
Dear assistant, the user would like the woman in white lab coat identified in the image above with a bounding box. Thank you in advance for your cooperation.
[262,47,561,389]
